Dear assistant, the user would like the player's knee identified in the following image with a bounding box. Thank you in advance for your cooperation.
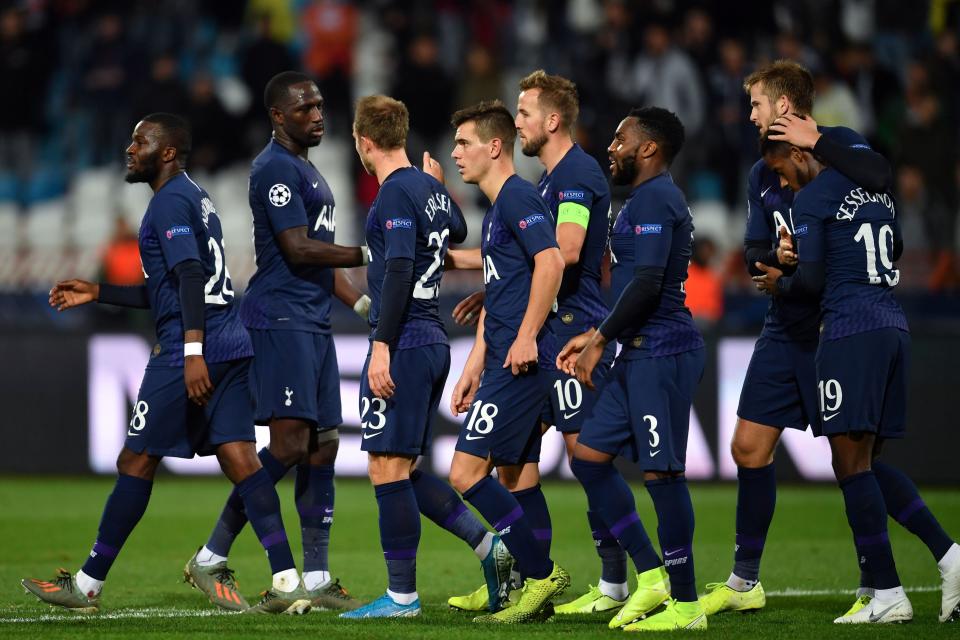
[115,448,158,480]
[730,435,774,468]
[268,431,310,466]
[448,466,480,494]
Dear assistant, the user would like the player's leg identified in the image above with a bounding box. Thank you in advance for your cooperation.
[215,440,310,615]
[823,330,911,624]
[870,331,959,623]
[341,453,422,619]
[620,350,708,632]
[702,337,815,615]
[24,366,182,611]
[296,334,344,599]
[23,448,161,612]
[195,418,302,570]
[506,457,552,570]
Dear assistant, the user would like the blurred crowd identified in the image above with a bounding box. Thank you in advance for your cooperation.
[2,0,960,323]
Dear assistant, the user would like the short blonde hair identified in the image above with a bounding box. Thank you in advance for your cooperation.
[518,69,579,131]
[743,60,815,115]
[354,95,409,150]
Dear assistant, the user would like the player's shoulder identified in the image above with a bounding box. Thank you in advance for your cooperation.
[150,174,200,211]
[502,174,543,204]
[251,142,302,183]
[555,144,605,183]
[796,169,850,215]
[819,125,870,148]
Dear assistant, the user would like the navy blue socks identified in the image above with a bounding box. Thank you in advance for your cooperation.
[512,484,552,559]
[463,476,552,580]
[410,469,487,549]
[733,463,776,582]
[646,476,697,602]
[588,509,628,586]
[375,480,420,595]
[840,471,900,590]
[570,458,661,574]
[296,464,335,574]
[874,461,954,561]
[81,474,153,580]
[237,468,296,574]
[206,447,288,557]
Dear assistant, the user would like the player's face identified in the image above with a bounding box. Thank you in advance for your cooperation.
[278,82,325,148]
[124,121,164,184]
[451,121,489,185]
[607,118,641,186]
[749,83,784,135]
[762,147,811,191]
[516,89,548,157]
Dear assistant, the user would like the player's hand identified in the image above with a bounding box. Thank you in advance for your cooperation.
[452,290,485,325]
[423,151,445,184]
[557,329,596,375]
[768,113,821,149]
[504,334,537,376]
[753,262,783,295]
[450,370,481,415]
[185,355,214,406]
[49,279,98,311]
[368,341,396,399]
[776,225,797,266]
[574,333,606,390]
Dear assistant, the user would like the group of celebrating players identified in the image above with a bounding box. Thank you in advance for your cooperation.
[23,60,960,630]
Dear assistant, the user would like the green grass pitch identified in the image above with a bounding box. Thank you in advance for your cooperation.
[2,476,957,638]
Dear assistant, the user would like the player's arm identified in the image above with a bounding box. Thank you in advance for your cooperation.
[333,269,370,320]
[368,257,414,399]
[742,163,789,276]
[152,193,214,405]
[769,115,892,192]
[763,208,826,298]
[276,227,366,268]
[555,191,592,266]
[445,247,482,269]
[449,197,468,244]
[505,246,563,374]
[50,279,151,311]
[172,259,214,406]
[451,307,486,415]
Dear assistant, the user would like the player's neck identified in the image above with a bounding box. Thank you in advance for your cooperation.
[151,167,184,193]
[479,163,515,204]
[374,150,413,185]
[272,131,309,160]
[539,135,574,175]
[631,162,668,190]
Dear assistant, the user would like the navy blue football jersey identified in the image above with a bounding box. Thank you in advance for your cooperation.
[608,173,703,358]
[746,125,873,342]
[138,173,252,367]
[481,174,559,367]
[537,144,611,336]
[791,168,908,341]
[241,140,338,333]
[364,166,466,349]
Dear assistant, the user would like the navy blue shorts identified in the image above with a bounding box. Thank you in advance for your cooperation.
[578,348,705,471]
[814,328,909,439]
[737,336,819,432]
[545,340,616,433]
[455,363,551,466]
[359,344,450,456]
[248,329,341,430]
[125,359,255,458]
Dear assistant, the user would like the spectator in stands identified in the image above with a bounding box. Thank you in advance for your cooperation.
[685,236,724,327]
[186,73,239,172]
[391,33,455,161]
[301,0,357,129]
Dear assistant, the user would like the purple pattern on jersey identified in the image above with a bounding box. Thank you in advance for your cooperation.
[364,167,462,350]
[138,173,252,366]
[790,168,908,342]
[241,140,336,333]
[608,174,703,358]
[746,126,873,343]
[537,144,611,335]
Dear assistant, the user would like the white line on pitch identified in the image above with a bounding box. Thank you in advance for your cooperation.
[1,586,942,623]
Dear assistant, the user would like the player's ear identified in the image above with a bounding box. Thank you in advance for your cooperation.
[488,137,502,160]
[639,139,657,159]
[546,112,561,134]
[269,106,284,127]
[161,145,178,164]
